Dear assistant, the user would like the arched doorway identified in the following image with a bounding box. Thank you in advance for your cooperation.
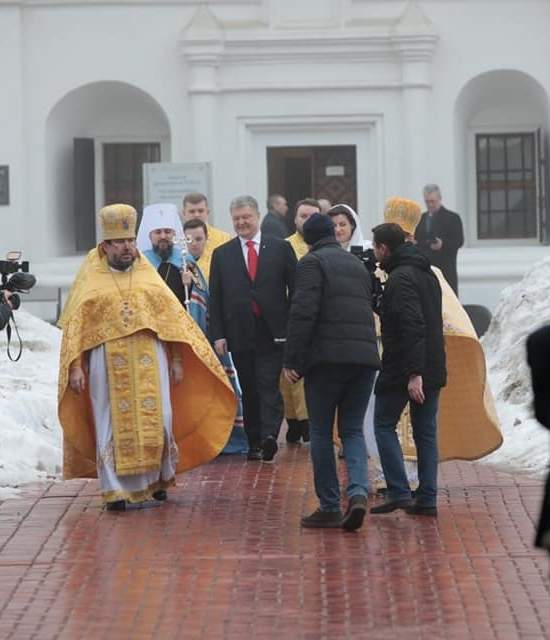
[454,70,550,245]
[45,81,171,254]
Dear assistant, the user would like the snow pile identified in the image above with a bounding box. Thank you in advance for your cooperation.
[0,310,63,498]
[482,257,550,477]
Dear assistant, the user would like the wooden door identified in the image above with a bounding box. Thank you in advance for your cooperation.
[103,142,161,223]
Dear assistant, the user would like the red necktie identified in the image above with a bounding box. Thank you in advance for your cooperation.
[246,240,260,316]
[246,240,258,281]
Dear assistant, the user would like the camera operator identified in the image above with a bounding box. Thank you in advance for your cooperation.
[0,290,13,331]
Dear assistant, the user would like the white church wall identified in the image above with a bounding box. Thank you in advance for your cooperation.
[45,82,172,256]
[19,3,195,258]
[0,0,549,309]
[0,8,26,259]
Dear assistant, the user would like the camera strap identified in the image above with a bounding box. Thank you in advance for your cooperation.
[5,313,23,362]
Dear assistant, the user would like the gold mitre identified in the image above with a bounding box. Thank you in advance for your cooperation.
[99,204,137,241]
[384,197,422,235]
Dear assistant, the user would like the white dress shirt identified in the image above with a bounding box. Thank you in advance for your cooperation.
[239,231,262,269]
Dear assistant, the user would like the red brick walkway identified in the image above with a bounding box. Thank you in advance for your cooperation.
[0,446,548,640]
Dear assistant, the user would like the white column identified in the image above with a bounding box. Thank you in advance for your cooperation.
[188,60,220,165]
[400,55,432,201]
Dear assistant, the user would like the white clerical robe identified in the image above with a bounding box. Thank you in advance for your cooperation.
[88,338,178,501]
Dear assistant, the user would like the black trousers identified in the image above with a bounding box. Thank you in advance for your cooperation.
[232,317,284,450]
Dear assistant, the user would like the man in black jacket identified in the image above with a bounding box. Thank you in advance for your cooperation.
[283,214,380,531]
[414,184,464,295]
[370,223,446,517]
[526,326,550,557]
[209,195,297,461]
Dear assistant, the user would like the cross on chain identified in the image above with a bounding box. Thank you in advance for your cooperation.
[121,302,134,327]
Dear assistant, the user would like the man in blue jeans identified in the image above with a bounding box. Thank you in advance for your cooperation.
[370,223,446,517]
[283,214,380,531]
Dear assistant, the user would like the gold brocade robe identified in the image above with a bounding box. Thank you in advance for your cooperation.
[287,232,309,260]
[197,224,231,282]
[281,232,310,421]
[397,267,502,461]
[58,248,236,480]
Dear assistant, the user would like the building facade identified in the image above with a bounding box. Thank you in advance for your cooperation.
[0,0,549,309]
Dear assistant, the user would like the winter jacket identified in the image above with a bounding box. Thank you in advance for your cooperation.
[375,242,446,393]
[284,237,380,375]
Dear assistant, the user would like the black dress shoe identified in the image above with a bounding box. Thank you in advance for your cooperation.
[247,448,263,461]
[286,419,302,444]
[405,502,438,517]
[261,436,278,462]
[105,500,126,512]
[152,489,167,501]
[342,495,368,531]
[301,508,343,529]
[300,420,310,443]
[369,498,413,514]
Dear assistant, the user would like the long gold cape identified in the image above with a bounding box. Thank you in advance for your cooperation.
[280,232,310,421]
[398,267,502,461]
[197,224,231,282]
[58,248,236,479]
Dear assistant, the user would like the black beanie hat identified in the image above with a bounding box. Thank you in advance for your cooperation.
[303,213,335,246]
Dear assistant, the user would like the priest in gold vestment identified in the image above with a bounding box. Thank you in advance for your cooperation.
[58,204,236,510]
[281,199,322,444]
[364,197,502,489]
[182,192,231,281]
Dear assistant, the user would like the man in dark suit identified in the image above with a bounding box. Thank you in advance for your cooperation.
[414,184,464,295]
[261,194,291,239]
[209,195,297,461]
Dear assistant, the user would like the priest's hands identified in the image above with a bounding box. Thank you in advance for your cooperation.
[170,360,184,385]
[181,271,193,288]
[69,366,86,394]
[429,237,443,251]
[214,339,228,357]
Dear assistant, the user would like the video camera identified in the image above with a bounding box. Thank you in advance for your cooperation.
[350,245,384,314]
[0,252,36,361]
[350,246,377,272]
[0,251,36,310]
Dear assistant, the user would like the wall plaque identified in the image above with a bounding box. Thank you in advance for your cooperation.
[143,162,211,211]
[0,166,9,205]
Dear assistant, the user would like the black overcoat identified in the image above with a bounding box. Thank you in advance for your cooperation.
[414,206,464,294]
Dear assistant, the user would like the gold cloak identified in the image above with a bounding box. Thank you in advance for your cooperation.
[435,268,502,460]
[398,267,502,461]
[58,248,236,480]
[280,231,310,422]
[197,224,231,282]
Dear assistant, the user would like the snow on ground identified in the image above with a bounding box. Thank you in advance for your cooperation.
[1,260,550,499]
[481,257,550,478]
[0,310,63,498]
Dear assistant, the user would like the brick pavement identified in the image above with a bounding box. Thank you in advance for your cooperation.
[0,446,548,640]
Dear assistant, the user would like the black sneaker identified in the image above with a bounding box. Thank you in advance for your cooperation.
[405,502,438,517]
[247,448,263,461]
[301,508,343,529]
[152,489,167,502]
[369,498,413,514]
[261,436,278,462]
[105,500,126,512]
[285,420,302,444]
[342,495,368,531]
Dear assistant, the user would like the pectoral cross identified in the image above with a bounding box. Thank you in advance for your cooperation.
[121,302,134,327]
